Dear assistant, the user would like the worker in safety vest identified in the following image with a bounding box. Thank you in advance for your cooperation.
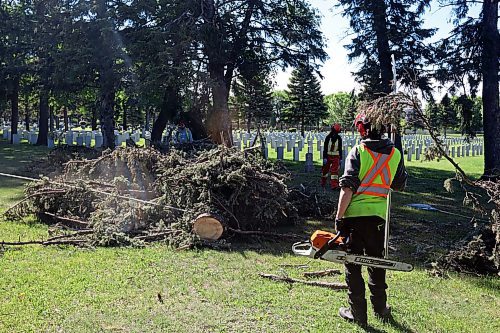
[321,124,343,189]
[335,113,407,327]
[175,121,193,144]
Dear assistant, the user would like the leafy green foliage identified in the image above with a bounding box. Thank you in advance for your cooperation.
[324,91,358,129]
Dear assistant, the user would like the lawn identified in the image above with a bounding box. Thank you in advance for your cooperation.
[0,140,499,333]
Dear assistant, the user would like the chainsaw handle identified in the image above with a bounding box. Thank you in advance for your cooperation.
[313,232,342,259]
[292,241,313,257]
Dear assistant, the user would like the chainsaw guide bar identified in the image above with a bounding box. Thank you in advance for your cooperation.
[292,241,413,272]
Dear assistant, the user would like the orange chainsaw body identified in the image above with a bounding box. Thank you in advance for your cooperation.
[310,230,345,251]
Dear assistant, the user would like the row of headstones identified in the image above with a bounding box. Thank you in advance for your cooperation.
[1,127,144,148]
[405,144,484,161]
[237,131,484,147]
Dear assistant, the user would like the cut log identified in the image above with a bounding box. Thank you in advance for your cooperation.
[192,213,224,240]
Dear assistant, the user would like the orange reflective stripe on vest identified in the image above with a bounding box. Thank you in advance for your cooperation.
[356,147,396,198]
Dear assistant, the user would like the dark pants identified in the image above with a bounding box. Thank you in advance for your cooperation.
[342,216,387,322]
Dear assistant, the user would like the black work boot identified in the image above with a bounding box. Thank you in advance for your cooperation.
[338,307,368,328]
[374,305,392,322]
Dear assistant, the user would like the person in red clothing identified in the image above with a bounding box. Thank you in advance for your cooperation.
[321,124,343,189]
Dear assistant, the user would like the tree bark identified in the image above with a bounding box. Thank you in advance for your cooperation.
[24,96,29,131]
[151,85,180,142]
[96,0,116,148]
[49,106,54,132]
[371,0,392,95]
[99,88,115,148]
[9,76,19,143]
[482,0,500,176]
[370,0,404,152]
[207,63,233,146]
[36,87,49,146]
[63,106,69,131]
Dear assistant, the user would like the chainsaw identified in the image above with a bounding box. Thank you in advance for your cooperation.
[292,230,413,272]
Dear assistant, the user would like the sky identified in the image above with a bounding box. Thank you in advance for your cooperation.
[274,0,482,95]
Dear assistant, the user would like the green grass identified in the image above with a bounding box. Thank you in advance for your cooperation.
[1,139,499,333]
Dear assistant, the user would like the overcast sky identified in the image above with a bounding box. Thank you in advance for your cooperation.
[274,0,481,95]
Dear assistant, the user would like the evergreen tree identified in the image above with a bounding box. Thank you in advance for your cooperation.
[452,95,483,137]
[424,96,441,131]
[285,64,327,136]
[439,94,457,138]
[338,0,436,98]
[436,0,499,175]
[271,90,289,130]
[233,72,273,133]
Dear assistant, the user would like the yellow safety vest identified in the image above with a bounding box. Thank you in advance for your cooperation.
[344,144,401,220]
[327,137,340,156]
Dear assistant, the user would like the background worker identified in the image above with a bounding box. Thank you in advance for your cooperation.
[335,114,407,327]
[321,123,343,189]
[175,121,193,144]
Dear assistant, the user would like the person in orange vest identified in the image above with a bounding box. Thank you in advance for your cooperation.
[321,124,343,189]
[335,113,407,327]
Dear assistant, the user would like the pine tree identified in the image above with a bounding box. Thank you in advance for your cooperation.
[439,94,457,138]
[285,64,327,136]
[338,0,435,98]
[436,0,499,176]
[233,71,273,132]
[425,96,441,131]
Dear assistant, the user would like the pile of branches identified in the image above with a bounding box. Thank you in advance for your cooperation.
[358,92,416,131]
[4,145,298,248]
[434,179,500,276]
[25,145,101,177]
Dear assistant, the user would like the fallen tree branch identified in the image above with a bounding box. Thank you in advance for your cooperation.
[41,212,89,228]
[303,269,342,278]
[227,227,304,240]
[136,230,181,242]
[3,190,66,216]
[258,273,348,290]
[0,239,87,246]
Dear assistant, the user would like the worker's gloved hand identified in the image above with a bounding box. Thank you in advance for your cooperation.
[323,158,327,166]
[334,218,345,233]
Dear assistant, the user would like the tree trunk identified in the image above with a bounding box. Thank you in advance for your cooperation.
[207,63,232,146]
[9,77,19,143]
[482,0,500,176]
[24,92,29,131]
[49,106,54,132]
[36,88,49,146]
[99,88,115,148]
[151,86,180,142]
[247,115,251,134]
[63,106,69,131]
[96,0,116,148]
[371,0,392,95]
[301,116,305,137]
